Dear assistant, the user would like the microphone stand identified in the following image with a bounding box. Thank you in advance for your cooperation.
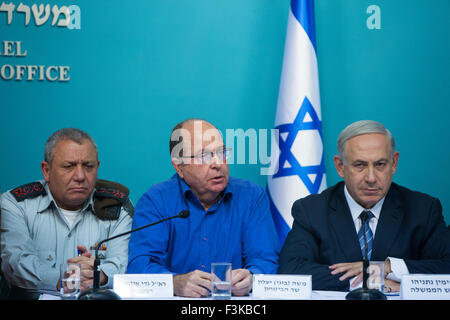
[346,212,387,300]
[78,210,190,300]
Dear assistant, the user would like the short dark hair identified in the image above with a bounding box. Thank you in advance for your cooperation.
[44,128,98,163]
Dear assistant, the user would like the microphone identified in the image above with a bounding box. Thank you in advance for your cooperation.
[78,210,190,300]
[346,211,386,300]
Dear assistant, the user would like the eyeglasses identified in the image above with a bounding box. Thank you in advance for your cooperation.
[181,147,232,164]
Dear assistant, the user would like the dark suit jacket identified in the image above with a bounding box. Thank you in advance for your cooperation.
[278,181,450,291]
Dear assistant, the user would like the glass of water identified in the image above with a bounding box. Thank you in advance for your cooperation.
[367,261,385,292]
[60,262,81,299]
[211,262,232,299]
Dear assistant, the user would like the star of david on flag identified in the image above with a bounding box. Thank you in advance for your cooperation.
[267,0,326,245]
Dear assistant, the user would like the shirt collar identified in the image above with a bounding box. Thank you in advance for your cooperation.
[37,180,94,213]
[344,184,385,223]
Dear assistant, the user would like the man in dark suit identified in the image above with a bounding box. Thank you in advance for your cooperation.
[278,120,450,292]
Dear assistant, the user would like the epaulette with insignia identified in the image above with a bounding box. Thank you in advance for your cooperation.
[10,182,46,202]
[93,179,134,220]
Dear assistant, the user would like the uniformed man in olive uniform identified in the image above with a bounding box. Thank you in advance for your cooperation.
[0,128,133,299]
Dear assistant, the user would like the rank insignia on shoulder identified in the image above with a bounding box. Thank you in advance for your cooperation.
[10,182,46,202]
[93,179,134,220]
[94,187,127,204]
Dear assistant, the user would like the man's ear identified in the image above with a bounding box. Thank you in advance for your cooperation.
[171,158,184,179]
[333,155,345,179]
[41,161,51,183]
[391,151,399,174]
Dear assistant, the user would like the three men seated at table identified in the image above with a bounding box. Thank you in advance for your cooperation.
[1,119,449,299]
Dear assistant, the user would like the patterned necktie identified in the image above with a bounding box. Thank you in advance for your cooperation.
[358,210,374,260]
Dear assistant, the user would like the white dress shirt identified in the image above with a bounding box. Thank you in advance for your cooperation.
[344,186,409,287]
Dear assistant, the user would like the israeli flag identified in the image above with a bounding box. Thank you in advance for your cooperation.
[267,0,326,245]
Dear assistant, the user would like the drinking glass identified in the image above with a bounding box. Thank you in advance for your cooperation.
[60,262,81,299]
[367,261,385,292]
[211,262,231,299]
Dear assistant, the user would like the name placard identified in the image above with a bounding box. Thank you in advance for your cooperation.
[401,274,450,300]
[252,274,312,299]
[113,274,173,299]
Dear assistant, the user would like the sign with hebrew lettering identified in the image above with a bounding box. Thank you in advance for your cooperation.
[113,274,173,299]
[252,274,312,299]
[0,1,80,82]
[401,275,450,300]
[0,2,80,29]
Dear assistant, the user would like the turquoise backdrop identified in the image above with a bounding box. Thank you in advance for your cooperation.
[1,0,449,224]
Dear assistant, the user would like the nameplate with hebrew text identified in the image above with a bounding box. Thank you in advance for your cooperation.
[113,274,173,299]
[400,274,450,300]
[252,274,312,299]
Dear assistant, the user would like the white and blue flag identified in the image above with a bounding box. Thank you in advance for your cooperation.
[267,0,326,245]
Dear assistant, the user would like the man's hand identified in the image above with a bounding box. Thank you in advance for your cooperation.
[66,245,108,292]
[330,260,401,291]
[384,259,391,277]
[76,245,92,258]
[173,270,213,298]
[329,262,364,287]
[384,279,400,293]
[383,260,400,292]
[231,269,252,296]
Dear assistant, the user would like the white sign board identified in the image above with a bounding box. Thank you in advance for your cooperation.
[252,274,312,299]
[401,274,450,300]
[113,274,173,299]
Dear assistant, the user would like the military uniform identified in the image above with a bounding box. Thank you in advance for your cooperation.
[0,180,133,298]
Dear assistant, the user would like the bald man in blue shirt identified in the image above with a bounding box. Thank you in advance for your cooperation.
[127,119,279,298]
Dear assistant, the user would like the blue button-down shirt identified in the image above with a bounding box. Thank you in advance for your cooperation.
[127,175,279,275]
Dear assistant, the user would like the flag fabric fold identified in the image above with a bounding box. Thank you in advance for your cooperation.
[267,0,326,245]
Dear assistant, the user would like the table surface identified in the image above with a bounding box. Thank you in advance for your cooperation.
[39,290,401,300]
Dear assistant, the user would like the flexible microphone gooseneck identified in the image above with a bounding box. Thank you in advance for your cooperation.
[345,211,386,300]
[360,212,370,290]
[78,210,190,300]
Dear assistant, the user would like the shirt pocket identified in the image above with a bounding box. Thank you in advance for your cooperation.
[38,250,56,268]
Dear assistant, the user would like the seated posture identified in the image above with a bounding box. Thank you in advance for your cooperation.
[1,128,133,299]
[278,120,450,292]
[127,119,279,298]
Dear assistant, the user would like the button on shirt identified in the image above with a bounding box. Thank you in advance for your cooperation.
[127,175,279,275]
[0,181,132,294]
